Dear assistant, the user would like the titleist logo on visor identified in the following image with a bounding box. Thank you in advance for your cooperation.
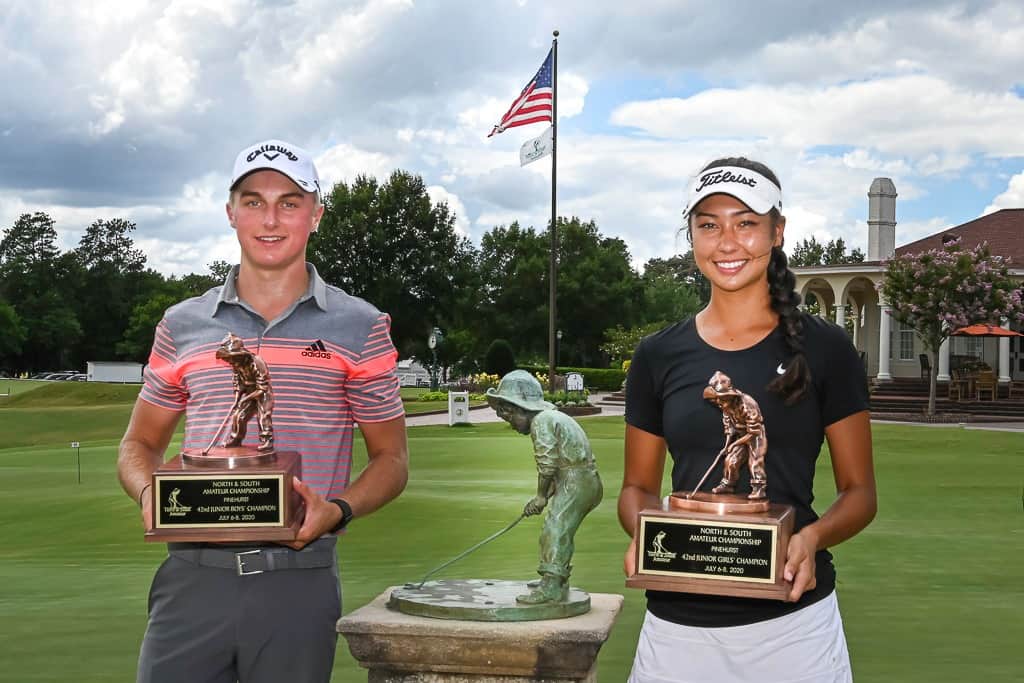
[694,169,759,192]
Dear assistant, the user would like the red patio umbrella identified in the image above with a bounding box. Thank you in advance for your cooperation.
[950,323,1023,337]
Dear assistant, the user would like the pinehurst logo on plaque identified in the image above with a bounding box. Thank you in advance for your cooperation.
[626,371,795,600]
[145,333,304,543]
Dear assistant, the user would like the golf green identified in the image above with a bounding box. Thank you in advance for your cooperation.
[0,403,1020,681]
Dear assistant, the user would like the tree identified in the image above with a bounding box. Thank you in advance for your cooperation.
[484,339,516,377]
[644,253,711,307]
[600,321,667,364]
[641,271,702,326]
[309,171,478,357]
[881,237,1024,415]
[0,213,81,372]
[208,260,233,281]
[476,217,645,367]
[477,222,549,361]
[789,236,865,267]
[554,217,645,366]
[73,218,149,365]
[0,299,26,369]
[116,293,181,362]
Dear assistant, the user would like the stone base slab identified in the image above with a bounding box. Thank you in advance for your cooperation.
[338,588,624,682]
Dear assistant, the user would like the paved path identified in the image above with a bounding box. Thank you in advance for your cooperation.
[404,393,624,427]
[405,395,1023,432]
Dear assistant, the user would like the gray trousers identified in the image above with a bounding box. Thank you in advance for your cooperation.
[137,538,341,683]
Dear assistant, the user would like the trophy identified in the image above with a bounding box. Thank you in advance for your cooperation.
[145,333,304,543]
[626,371,794,600]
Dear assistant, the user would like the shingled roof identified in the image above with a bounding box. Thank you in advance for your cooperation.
[896,208,1024,264]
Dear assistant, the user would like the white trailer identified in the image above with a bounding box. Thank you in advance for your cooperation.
[87,361,144,383]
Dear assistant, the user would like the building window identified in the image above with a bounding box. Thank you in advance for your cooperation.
[952,336,983,359]
[898,321,915,361]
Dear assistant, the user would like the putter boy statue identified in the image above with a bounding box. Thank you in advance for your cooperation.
[486,370,603,604]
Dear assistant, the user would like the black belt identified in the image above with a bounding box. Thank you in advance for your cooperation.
[169,540,336,576]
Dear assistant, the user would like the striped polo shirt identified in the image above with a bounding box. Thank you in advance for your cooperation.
[140,263,404,499]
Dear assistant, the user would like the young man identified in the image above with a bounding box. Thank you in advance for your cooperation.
[118,139,408,683]
[485,370,603,603]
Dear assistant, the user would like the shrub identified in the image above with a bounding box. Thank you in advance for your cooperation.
[544,389,592,407]
[484,339,516,377]
[519,365,626,391]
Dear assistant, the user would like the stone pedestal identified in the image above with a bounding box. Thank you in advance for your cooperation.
[337,588,624,682]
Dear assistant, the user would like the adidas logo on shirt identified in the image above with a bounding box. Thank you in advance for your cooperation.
[302,340,332,359]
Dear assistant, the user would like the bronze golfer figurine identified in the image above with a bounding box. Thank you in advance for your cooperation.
[215,333,275,453]
[701,370,767,500]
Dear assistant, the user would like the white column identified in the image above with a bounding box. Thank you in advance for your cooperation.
[937,337,951,382]
[877,303,893,380]
[835,300,846,329]
[851,304,860,347]
[999,320,1012,383]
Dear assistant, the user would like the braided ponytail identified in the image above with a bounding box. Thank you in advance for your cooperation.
[766,245,810,404]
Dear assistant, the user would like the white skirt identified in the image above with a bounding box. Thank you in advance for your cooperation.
[628,592,853,683]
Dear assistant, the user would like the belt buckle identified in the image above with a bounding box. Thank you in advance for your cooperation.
[236,549,264,576]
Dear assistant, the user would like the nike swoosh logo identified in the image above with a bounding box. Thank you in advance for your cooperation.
[776,363,786,375]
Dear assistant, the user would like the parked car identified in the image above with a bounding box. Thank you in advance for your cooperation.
[69,373,88,381]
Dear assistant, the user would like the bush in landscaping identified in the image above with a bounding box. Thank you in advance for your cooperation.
[484,339,517,377]
[519,365,626,391]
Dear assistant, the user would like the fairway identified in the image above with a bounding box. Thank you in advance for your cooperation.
[0,391,1021,681]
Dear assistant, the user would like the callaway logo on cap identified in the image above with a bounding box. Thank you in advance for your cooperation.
[683,165,783,219]
[230,139,322,197]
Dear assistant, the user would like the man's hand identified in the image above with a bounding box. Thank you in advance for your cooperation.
[623,532,638,576]
[286,477,342,550]
[523,496,547,516]
[140,489,154,532]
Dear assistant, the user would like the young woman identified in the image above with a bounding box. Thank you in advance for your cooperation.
[619,157,876,682]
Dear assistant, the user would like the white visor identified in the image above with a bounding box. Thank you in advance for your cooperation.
[683,165,782,219]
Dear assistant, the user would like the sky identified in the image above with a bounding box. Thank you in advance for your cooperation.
[2,0,1023,276]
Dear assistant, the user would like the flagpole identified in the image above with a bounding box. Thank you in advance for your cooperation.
[547,29,559,393]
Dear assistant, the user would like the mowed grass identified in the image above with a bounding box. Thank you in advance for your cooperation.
[0,390,1021,681]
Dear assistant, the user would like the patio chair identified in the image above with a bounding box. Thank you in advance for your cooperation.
[974,372,997,401]
[1008,381,1024,400]
[948,369,967,401]
[918,353,931,380]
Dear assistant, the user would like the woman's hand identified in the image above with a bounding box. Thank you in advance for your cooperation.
[783,528,818,602]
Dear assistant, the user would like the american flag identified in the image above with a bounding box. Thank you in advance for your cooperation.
[488,49,553,137]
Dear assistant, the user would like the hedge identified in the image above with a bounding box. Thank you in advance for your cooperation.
[518,365,626,391]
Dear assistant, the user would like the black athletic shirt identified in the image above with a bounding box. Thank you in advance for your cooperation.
[625,313,869,628]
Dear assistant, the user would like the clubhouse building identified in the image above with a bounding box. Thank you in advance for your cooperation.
[792,179,1024,384]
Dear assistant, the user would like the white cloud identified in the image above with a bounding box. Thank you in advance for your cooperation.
[244,0,414,93]
[3,0,1023,278]
[611,75,1024,161]
[722,3,1024,91]
[984,172,1024,213]
[558,72,589,119]
[426,186,470,237]
[315,143,397,187]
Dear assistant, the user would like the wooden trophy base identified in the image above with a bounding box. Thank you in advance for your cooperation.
[145,449,304,543]
[626,492,794,600]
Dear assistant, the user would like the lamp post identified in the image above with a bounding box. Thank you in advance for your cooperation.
[556,329,562,368]
[428,327,442,391]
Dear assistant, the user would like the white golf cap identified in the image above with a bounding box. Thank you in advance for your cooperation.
[683,165,782,219]
[230,139,321,196]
